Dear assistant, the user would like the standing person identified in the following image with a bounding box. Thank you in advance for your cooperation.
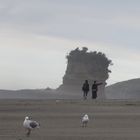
[91,81,102,99]
[82,80,89,100]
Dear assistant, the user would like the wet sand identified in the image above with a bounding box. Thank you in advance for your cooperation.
[0,99,140,140]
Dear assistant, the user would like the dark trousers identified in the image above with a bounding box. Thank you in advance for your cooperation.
[92,91,97,99]
[83,91,88,99]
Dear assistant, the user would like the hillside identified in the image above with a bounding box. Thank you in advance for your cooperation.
[0,89,82,99]
[105,78,140,99]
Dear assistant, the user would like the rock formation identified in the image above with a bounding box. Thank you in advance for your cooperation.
[58,47,112,99]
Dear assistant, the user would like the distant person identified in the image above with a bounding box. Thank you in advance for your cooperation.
[82,80,89,99]
[91,81,102,99]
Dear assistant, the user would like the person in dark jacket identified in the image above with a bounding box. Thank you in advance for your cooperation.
[91,81,102,99]
[82,80,89,100]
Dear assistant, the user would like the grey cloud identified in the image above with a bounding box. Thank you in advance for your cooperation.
[1,0,140,49]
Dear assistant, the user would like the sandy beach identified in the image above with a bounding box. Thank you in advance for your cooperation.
[0,99,140,140]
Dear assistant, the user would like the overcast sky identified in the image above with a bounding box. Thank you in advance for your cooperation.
[0,0,140,90]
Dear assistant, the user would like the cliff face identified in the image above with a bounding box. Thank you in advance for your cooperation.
[58,47,112,99]
[105,78,140,99]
